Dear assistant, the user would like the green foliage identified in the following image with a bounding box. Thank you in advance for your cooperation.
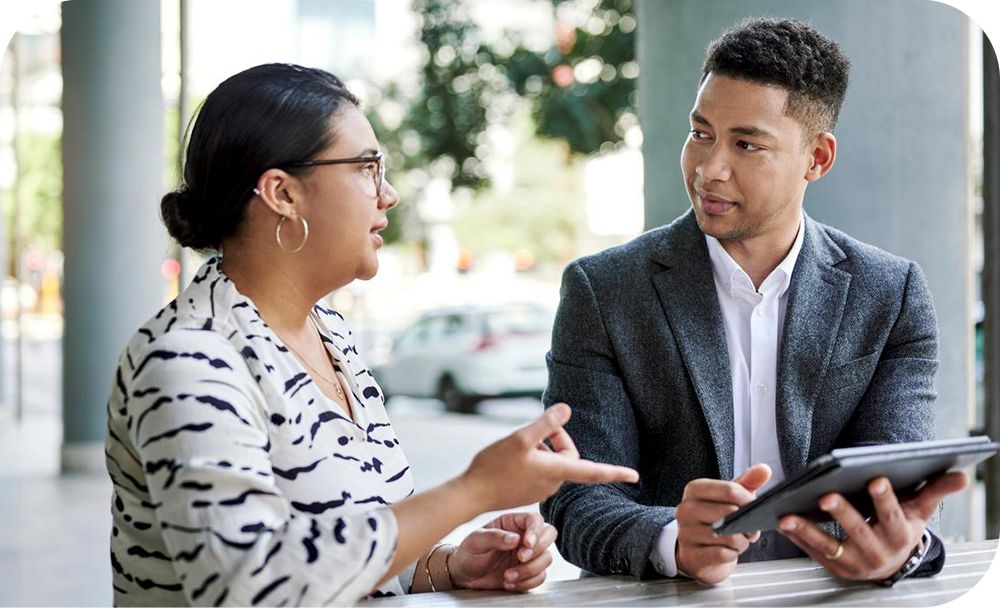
[401,0,638,194]
[505,0,637,154]
[2,130,63,262]
[407,0,509,190]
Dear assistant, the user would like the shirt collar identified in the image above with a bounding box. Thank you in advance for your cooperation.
[704,212,805,299]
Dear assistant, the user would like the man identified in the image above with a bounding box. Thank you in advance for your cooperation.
[541,17,967,586]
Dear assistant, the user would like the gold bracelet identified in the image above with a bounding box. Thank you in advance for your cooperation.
[425,544,448,592]
[444,545,457,589]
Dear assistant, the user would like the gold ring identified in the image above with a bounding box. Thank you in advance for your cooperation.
[824,542,844,561]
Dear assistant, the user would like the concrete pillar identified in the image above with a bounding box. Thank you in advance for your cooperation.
[638,0,974,539]
[61,0,165,473]
[982,32,1000,540]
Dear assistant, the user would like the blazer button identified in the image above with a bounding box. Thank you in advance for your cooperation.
[760,536,769,548]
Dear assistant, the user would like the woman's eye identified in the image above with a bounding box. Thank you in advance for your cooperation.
[361,164,376,175]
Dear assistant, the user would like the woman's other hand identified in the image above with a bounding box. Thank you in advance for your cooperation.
[458,403,639,514]
[450,512,557,591]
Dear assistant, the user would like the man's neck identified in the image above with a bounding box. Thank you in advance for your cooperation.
[719,219,802,290]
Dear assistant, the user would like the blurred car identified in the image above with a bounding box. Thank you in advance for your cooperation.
[373,303,553,413]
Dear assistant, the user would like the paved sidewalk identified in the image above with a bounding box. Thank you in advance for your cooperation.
[0,473,113,606]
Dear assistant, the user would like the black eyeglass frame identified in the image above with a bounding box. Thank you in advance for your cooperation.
[281,152,385,196]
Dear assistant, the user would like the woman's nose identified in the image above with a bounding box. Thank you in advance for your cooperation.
[379,179,401,210]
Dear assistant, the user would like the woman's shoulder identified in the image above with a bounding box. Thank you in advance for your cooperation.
[117,305,246,389]
[122,256,253,357]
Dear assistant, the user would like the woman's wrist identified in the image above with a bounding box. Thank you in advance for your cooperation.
[424,544,456,592]
[444,546,460,589]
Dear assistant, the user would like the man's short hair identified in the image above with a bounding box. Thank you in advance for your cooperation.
[701,17,850,138]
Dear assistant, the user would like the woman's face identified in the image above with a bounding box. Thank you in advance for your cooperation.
[296,106,399,285]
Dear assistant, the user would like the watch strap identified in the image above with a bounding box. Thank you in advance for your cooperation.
[878,529,933,587]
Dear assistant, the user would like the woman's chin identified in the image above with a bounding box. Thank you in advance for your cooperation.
[357,260,379,281]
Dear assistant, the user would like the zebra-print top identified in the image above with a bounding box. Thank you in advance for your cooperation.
[105,256,415,606]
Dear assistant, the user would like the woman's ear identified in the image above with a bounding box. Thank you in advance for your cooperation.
[805,132,837,182]
[253,168,300,216]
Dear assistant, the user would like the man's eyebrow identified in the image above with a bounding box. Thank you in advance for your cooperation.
[730,126,775,139]
[690,111,775,139]
[690,111,711,126]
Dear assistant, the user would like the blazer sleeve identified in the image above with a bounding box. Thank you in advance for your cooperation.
[124,329,398,606]
[835,261,945,577]
[541,261,674,579]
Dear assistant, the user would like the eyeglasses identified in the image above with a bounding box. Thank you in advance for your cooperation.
[282,152,385,196]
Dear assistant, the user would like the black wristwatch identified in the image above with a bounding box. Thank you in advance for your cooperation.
[878,529,933,587]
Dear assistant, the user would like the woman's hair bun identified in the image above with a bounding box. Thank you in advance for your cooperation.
[161,188,214,250]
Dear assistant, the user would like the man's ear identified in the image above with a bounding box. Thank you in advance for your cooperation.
[805,132,837,182]
[253,168,301,216]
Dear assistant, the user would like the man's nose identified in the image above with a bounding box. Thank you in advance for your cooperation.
[696,144,732,182]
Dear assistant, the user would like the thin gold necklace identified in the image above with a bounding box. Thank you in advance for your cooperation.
[281,316,346,401]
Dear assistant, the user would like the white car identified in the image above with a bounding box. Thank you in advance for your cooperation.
[373,303,552,413]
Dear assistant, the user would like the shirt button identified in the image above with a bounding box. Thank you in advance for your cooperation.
[756,307,765,317]
[757,384,768,395]
[656,561,665,573]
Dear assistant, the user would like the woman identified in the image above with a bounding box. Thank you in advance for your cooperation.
[104,63,637,606]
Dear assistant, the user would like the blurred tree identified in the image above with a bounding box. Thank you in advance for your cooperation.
[401,0,638,190]
[364,0,639,263]
[505,0,637,155]
[2,130,63,270]
[406,0,511,190]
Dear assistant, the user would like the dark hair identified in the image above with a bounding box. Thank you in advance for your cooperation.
[701,17,850,137]
[161,63,360,250]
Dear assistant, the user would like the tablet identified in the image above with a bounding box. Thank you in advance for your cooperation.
[713,436,999,536]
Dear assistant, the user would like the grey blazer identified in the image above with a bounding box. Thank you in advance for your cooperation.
[541,210,944,579]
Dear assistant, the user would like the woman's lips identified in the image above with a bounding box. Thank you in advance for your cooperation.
[698,192,736,215]
[370,223,387,247]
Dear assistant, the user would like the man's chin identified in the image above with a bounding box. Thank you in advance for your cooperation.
[692,210,750,242]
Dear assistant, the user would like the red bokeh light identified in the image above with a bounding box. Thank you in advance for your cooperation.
[161,258,181,280]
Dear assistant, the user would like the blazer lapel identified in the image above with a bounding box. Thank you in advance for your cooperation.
[776,216,851,476]
[650,213,735,480]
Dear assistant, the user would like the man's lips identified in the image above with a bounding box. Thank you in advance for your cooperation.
[697,190,737,215]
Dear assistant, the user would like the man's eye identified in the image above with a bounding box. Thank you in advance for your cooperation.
[738,141,762,152]
[689,129,710,140]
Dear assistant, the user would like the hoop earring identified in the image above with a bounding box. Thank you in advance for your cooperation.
[275,214,309,253]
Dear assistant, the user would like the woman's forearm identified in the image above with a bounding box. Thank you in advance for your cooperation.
[376,476,484,589]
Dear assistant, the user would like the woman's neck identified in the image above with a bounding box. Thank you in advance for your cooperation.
[219,247,318,336]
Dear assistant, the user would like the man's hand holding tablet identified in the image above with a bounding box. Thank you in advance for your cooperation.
[706,437,998,585]
[776,471,967,582]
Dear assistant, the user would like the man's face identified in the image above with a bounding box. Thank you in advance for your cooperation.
[680,73,816,243]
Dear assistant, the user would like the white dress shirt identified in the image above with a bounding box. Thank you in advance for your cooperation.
[649,216,805,576]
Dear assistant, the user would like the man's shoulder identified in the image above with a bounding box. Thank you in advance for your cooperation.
[811,218,915,276]
[572,211,697,276]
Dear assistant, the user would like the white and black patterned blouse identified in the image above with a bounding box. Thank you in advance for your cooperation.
[105,256,415,606]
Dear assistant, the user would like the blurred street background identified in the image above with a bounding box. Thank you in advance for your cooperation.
[1,0,999,604]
